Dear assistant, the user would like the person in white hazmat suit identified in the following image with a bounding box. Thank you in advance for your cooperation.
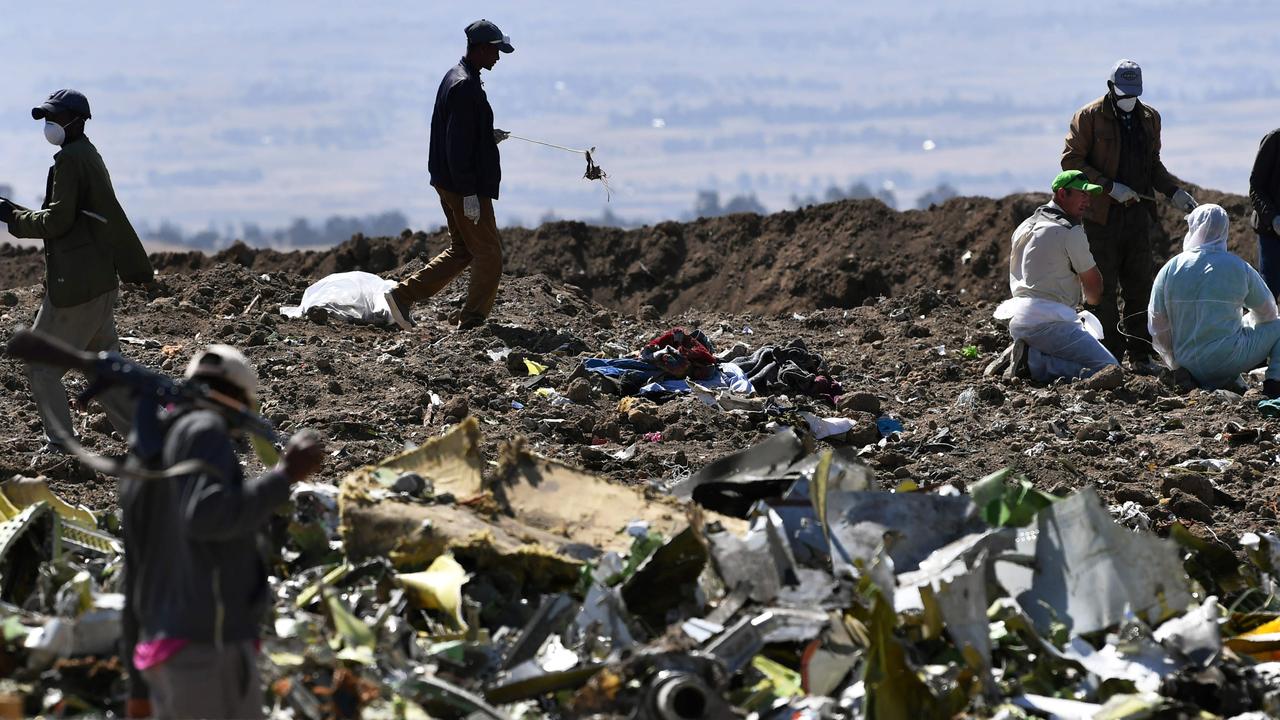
[992,170,1119,382]
[1148,203,1280,398]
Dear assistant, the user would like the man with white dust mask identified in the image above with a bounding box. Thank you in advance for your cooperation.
[1,89,153,453]
[1062,59,1199,374]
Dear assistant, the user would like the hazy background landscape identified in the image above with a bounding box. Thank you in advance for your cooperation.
[2,1,1278,249]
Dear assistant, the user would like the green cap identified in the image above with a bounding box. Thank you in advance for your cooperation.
[1051,170,1104,194]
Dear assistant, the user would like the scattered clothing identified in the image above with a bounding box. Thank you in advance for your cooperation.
[638,362,753,398]
[641,328,718,379]
[280,271,397,324]
[581,358,666,396]
[1259,398,1280,417]
[1149,204,1280,390]
[727,341,841,400]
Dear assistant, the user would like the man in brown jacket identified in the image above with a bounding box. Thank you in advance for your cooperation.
[1062,59,1198,372]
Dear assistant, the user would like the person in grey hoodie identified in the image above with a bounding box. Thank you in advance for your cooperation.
[120,344,323,719]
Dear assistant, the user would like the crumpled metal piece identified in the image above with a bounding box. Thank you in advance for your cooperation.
[992,487,1193,636]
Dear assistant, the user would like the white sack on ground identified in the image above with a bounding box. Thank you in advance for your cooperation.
[280,271,397,324]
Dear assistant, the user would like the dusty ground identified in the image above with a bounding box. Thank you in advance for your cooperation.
[0,188,1275,556]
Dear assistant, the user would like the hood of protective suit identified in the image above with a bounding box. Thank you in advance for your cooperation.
[1181,204,1230,253]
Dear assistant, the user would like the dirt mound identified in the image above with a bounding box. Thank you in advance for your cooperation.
[0,186,1257,316]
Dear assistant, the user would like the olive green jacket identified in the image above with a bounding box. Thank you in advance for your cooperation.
[6,137,153,307]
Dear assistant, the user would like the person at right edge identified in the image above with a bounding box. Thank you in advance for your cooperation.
[383,19,514,332]
[1062,59,1199,374]
[1248,126,1280,297]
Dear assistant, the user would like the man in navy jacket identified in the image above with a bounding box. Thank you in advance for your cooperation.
[385,19,514,332]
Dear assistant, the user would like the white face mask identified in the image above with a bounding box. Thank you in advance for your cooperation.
[43,118,77,146]
[1116,96,1138,113]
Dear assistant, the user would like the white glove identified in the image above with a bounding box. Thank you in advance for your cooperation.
[1109,181,1138,204]
[494,129,509,144]
[1272,216,1280,236]
[1172,188,1198,212]
[462,195,481,224]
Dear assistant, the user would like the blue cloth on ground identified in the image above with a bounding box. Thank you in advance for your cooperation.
[638,362,754,397]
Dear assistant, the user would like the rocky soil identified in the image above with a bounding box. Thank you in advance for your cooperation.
[0,187,1274,558]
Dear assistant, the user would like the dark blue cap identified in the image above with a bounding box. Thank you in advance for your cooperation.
[1110,60,1142,97]
[465,19,514,53]
[32,89,91,120]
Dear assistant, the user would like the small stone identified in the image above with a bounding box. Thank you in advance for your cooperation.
[440,396,469,422]
[596,419,621,440]
[1114,486,1158,506]
[875,451,911,471]
[626,408,662,432]
[1161,474,1215,507]
[838,392,881,414]
[590,311,614,329]
[566,378,594,403]
[977,385,1005,406]
[861,327,885,343]
[327,379,343,395]
[1079,364,1124,391]
[845,420,881,447]
[1168,489,1214,523]
[637,304,661,323]
[904,323,931,338]
[1075,421,1110,442]
[0,292,17,307]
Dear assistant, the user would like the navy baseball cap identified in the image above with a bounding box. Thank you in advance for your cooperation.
[465,19,514,53]
[32,89,92,120]
[1110,59,1142,97]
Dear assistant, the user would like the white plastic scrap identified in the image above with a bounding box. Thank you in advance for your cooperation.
[1061,636,1178,693]
[1152,596,1221,668]
[1173,458,1232,473]
[1109,501,1152,531]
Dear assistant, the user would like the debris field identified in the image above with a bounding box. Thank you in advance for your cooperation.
[0,189,1279,717]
